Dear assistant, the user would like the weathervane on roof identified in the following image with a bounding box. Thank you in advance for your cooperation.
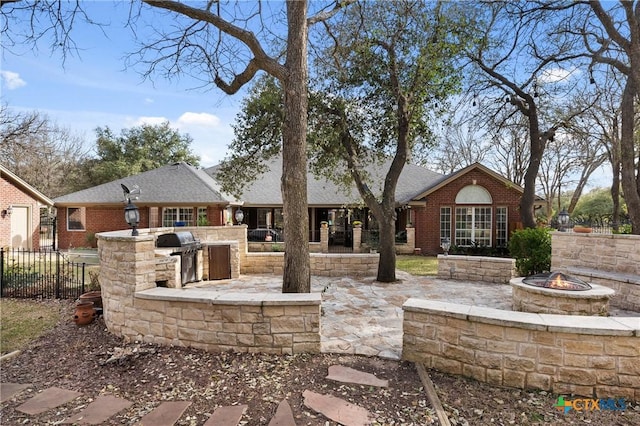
[121,184,141,236]
[121,184,141,203]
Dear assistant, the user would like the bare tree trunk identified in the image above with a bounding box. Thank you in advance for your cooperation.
[281,0,310,292]
[611,161,621,231]
[520,107,543,229]
[620,80,640,234]
[376,207,397,282]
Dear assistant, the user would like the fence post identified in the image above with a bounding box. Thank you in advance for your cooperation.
[55,251,61,299]
[81,262,85,294]
[53,217,57,251]
[0,248,4,297]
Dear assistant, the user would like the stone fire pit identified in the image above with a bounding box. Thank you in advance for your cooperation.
[510,272,615,316]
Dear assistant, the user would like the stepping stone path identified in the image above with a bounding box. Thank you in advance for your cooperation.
[1,364,386,425]
[0,383,31,403]
[62,395,132,424]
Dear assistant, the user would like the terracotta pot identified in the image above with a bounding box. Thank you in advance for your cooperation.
[74,302,96,326]
[573,226,592,234]
[79,290,102,309]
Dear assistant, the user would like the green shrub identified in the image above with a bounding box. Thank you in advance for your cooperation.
[508,227,551,276]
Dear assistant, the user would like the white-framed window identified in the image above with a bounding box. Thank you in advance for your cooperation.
[440,207,451,242]
[162,207,194,227]
[197,207,208,226]
[67,207,85,231]
[455,206,492,247]
[496,207,508,247]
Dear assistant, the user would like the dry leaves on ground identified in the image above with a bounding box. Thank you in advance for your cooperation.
[1,299,638,425]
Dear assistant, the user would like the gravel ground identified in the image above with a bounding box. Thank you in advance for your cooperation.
[0,299,638,425]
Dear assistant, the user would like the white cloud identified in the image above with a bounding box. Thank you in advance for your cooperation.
[134,116,169,126]
[144,98,154,104]
[177,112,221,127]
[539,67,580,83]
[1,70,27,90]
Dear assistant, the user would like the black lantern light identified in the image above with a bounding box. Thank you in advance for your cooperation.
[235,208,244,225]
[440,237,451,256]
[1,205,12,218]
[558,208,570,232]
[122,184,140,236]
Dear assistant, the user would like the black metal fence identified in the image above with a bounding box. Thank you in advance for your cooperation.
[39,214,56,250]
[0,248,85,299]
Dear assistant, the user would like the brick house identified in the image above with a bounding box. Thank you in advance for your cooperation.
[206,158,532,255]
[1,164,54,250]
[409,163,528,255]
[53,159,533,254]
[53,162,232,249]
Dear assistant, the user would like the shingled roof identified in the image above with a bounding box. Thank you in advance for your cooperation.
[206,156,445,207]
[1,164,54,206]
[54,162,234,206]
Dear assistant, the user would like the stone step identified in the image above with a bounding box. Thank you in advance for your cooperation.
[303,390,372,426]
[268,399,296,426]
[326,365,389,388]
[0,382,31,403]
[139,401,192,426]
[62,394,132,425]
[203,404,248,426]
[16,387,82,415]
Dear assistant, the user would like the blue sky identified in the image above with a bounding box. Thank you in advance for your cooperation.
[1,2,247,168]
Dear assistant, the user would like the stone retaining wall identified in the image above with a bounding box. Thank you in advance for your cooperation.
[551,233,640,275]
[134,288,320,354]
[241,253,379,277]
[403,299,640,401]
[97,230,320,355]
[552,233,640,312]
[437,255,516,284]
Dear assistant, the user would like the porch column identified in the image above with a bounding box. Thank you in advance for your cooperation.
[352,225,362,253]
[406,226,416,253]
[320,222,329,253]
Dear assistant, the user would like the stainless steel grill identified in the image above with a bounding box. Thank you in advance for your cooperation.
[156,232,203,284]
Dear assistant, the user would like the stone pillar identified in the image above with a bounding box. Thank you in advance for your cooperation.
[320,223,329,253]
[97,231,156,339]
[406,226,416,253]
[352,225,362,253]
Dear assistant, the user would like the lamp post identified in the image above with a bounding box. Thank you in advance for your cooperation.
[235,208,244,225]
[558,208,570,232]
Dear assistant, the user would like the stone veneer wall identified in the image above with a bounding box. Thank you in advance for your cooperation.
[551,233,640,312]
[97,229,321,355]
[437,255,516,284]
[403,299,640,401]
[241,252,379,277]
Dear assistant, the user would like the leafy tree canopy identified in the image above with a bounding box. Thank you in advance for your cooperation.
[81,122,200,187]
[572,187,628,220]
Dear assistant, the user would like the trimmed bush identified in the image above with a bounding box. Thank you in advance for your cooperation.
[508,227,551,276]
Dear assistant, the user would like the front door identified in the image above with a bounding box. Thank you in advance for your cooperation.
[10,206,30,249]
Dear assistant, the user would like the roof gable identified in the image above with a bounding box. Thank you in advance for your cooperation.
[1,164,54,206]
[54,162,235,206]
[412,163,524,200]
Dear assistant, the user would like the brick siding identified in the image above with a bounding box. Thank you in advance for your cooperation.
[413,168,523,255]
[0,173,46,249]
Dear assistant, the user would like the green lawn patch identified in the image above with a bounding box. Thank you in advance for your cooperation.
[0,299,63,354]
[396,255,438,276]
